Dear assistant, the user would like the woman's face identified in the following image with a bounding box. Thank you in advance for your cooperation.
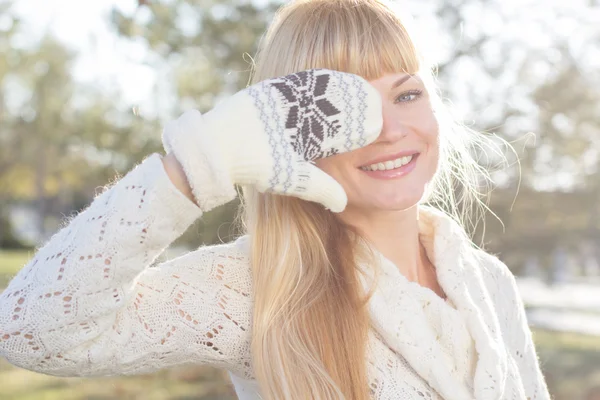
[316,73,440,212]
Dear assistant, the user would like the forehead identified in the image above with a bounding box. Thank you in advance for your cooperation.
[368,73,423,88]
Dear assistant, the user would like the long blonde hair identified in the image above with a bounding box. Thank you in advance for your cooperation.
[239,0,494,399]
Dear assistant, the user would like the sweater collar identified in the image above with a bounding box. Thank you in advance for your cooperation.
[361,206,508,400]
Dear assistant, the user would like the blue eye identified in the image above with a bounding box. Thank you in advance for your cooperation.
[394,90,423,104]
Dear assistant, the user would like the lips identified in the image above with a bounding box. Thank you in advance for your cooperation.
[358,151,420,169]
[359,153,419,179]
[360,155,414,171]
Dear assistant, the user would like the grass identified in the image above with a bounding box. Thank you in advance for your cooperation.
[0,249,33,287]
[2,332,599,400]
[0,360,236,400]
[532,329,600,399]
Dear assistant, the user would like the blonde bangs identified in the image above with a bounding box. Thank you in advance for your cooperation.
[252,0,422,84]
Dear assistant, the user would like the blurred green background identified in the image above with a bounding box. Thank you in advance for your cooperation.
[1,0,599,399]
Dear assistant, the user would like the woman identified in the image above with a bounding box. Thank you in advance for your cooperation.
[0,0,550,399]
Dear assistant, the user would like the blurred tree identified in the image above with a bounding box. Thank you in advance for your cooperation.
[0,2,163,242]
[422,0,600,267]
[107,0,600,259]
[2,0,598,254]
[425,0,599,183]
[111,0,282,114]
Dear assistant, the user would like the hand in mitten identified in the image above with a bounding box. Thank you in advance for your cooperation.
[163,69,382,213]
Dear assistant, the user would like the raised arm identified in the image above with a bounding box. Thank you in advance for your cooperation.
[1,68,383,379]
[0,154,253,377]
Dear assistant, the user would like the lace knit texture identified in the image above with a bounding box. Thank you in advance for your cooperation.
[0,154,550,400]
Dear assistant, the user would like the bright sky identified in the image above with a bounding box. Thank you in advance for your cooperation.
[12,0,156,105]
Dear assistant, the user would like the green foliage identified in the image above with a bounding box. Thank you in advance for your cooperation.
[0,211,28,249]
[0,2,163,241]
[0,360,236,400]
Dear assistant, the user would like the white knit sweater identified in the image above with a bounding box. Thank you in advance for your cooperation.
[0,154,550,400]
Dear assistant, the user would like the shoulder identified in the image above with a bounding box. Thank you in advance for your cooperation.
[197,235,252,265]
[209,235,253,290]
[470,249,541,360]
[470,248,524,321]
[471,247,518,293]
[184,234,251,267]
[161,235,253,295]
[158,237,255,376]
[470,248,528,330]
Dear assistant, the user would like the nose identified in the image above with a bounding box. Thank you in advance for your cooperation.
[376,103,408,143]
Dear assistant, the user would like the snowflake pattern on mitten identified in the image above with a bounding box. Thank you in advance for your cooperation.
[272,70,343,159]
[246,69,372,194]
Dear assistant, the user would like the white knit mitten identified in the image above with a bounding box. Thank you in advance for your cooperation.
[163,69,382,213]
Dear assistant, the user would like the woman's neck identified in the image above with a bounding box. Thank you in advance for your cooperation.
[339,204,425,282]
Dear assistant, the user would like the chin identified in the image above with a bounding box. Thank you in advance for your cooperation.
[375,192,424,211]
[352,184,427,212]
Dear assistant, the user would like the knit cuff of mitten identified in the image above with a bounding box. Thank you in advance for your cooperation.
[162,110,237,212]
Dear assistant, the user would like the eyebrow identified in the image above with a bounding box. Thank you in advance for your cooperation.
[391,75,413,89]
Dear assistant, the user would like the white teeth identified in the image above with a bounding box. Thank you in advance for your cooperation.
[361,155,414,171]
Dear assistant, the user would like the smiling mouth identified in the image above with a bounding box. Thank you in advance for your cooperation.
[359,154,417,172]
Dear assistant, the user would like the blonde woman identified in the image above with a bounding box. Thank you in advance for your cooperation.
[0,0,551,399]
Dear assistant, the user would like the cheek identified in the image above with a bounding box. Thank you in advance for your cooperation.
[423,108,440,142]
[422,110,441,163]
[314,158,335,177]
[410,107,440,177]
[314,154,353,182]
[315,153,365,199]
[426,133,440,176]
[429,119,440,156]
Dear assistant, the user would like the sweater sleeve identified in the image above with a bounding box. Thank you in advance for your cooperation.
[0,154,253,378]
[478,251,551,400]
